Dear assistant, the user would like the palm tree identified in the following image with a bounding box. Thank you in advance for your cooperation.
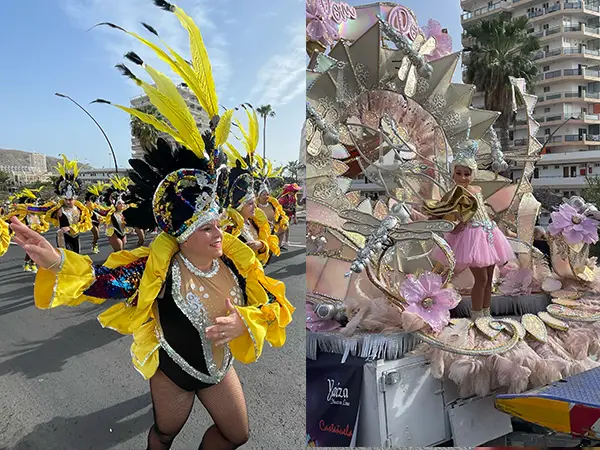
[284,160,301,183]
[256,104,276,159]
[130,104,164,153]
[464,13,540,149]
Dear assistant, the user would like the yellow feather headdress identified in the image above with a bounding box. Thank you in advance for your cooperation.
[54,154,81,198]
[90,1,234,159]
[86,181,110,198]
[224,105,283,196]
[12,187,44,204]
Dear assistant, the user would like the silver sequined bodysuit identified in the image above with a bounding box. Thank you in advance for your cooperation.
[469,192,497,246]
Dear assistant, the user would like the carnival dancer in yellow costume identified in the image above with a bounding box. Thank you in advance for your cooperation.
[254,156,290,249]
[43,155,92,254]
[223,106,281,265]
[10,3,294,449]
[85,181,111,254]
[5,187,50,272]
[102,174,131,252]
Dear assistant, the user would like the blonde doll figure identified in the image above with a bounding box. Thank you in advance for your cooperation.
[425,136,514,320]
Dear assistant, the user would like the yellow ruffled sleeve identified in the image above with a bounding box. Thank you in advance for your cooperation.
[255,208,280,259]
[222,233,295,364]
[34,247,150,309]
[268,197,289,232]
[0,219,12,257]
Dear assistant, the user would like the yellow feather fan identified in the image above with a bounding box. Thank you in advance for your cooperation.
[87,181,110,197]
[91,1,234,159]
[56,154,80,178]
[226,105,261,169]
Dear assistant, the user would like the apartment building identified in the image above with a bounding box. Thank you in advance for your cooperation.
[130,84,209,159]
[78,168,129,183]
[462,0,600,198]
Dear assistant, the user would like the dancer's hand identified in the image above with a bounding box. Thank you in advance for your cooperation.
[246,241,263,252]
[205,299,246,346]
[452,222,466,234]
[60,226,71,233]
[10,217,61,270]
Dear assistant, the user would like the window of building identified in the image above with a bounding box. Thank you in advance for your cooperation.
[555,165,560,169]
[564,166,569,177]
[543,65,550,71]
[595,163,600,167]
[544,86,551,93]
[544,107,551,113]
[534,168,540,178]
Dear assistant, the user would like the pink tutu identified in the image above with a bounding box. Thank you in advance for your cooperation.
[435,225,514,272]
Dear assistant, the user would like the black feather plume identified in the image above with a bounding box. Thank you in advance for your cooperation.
[115,64,138,81]
[153,0,175,12]
[91,99,111,105]
[124,51,144,66]
[88,22,126,33]
[141,22,159,37]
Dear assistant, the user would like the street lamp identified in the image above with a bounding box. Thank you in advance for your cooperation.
[55,93,119,173]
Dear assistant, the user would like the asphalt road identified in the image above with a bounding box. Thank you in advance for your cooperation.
[0,223,306,449]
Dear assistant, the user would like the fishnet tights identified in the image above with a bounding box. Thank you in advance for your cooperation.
[147,368,249,450]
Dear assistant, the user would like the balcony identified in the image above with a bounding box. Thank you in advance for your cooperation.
[531,176,589,187]
[523,1,600,23]
[544,133,600,147]
[462,0,512,23]
[538,149,600,163]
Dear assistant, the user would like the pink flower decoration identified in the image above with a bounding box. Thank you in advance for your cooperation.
[306,302,341,333]
[400,272,460,332]
[421,19,453,62]
[306,0,340,47]
[548,203,599,245]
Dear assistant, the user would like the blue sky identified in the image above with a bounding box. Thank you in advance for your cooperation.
[0,0,305,169]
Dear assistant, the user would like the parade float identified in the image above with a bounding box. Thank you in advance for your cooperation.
[306,1,600,447]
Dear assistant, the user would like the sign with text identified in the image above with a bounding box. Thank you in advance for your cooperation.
[306,353,366,447]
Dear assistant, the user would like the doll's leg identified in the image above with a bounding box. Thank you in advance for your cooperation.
[469,266,489,318]
[483,265,495,309]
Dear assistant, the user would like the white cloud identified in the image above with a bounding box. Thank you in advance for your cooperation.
[249,22,305,108]
[60,0,232,95]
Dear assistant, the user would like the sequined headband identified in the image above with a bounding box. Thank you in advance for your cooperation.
[152,168,224,243]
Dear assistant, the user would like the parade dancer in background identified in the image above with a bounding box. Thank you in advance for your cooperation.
[278,183,301,249]
[44,155,92,254]
[102,175,130,252]
[223,107,280,265]
[85,182,110,254]
[254,157,289,250]
[6,188,49,272]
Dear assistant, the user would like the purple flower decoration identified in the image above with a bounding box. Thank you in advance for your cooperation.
[421,19,453,62]
[400,272,460,332]
[306,0,340,47]
[548,203,599,245]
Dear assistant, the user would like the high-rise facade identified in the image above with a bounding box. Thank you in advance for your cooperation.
[130,84,209,159]
[461,0,600,197]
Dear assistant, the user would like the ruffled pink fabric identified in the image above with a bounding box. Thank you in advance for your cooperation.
[437,226,515,272]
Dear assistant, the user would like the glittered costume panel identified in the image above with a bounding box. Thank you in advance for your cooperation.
[83,257,148,300]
